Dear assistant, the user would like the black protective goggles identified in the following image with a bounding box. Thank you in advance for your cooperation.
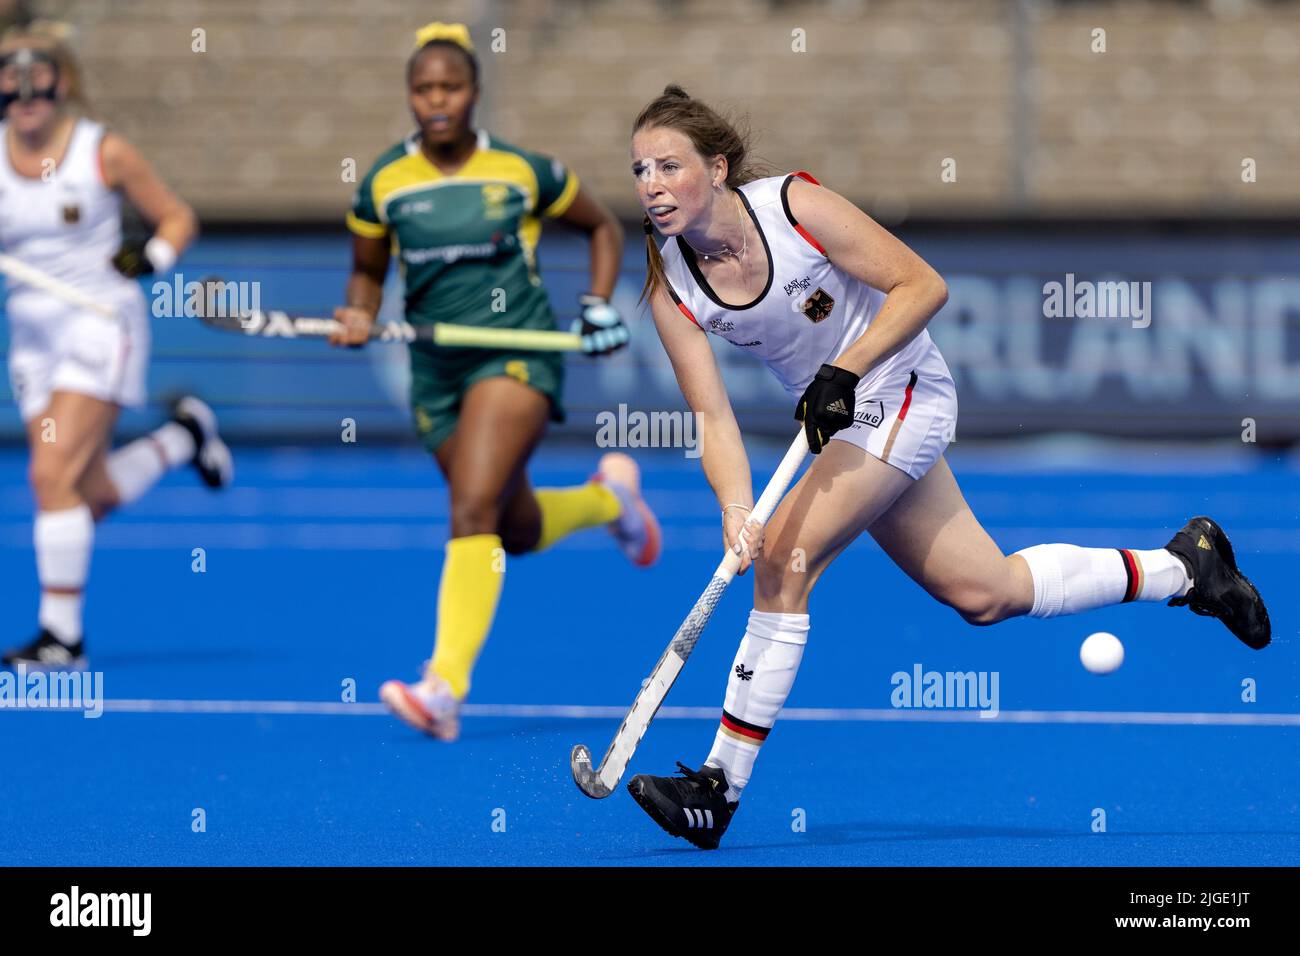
[0,48,61,112]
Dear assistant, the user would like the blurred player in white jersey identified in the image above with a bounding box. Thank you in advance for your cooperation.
[623,86,1271,849]
[0,24,231,668]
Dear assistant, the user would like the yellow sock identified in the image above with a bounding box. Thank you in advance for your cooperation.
[532,483,621,552]
[428,533,505,699]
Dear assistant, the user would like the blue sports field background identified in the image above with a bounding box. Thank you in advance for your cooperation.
[0,230,1297,865]
[0,443,1296,865]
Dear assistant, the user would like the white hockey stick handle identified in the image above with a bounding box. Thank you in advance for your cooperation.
[0,253,118,319]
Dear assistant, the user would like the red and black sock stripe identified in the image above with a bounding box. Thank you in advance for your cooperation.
[146,433,171,469]
[1117,548,1144,603]
[718,709,770,746]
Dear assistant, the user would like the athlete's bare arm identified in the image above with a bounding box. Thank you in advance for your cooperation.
[556,184,623,300]
[331,234,390,347]
[649,284,763,568]
[785,178,948,380]
[100,132,197,255]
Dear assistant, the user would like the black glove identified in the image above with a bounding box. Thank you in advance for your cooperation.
[569,294,629,355]
[795,363,860,454]
[111,242,155,278]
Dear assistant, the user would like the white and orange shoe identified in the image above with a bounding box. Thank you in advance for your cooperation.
[595,452,662,568]
[379,675,461,741]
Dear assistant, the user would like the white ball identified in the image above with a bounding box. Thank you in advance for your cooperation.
[1080,631,1125,674]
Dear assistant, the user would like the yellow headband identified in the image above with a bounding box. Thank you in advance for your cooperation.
[413,22,474,53]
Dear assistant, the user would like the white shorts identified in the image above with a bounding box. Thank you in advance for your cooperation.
[832,352,958,481]
[6,286,150,422]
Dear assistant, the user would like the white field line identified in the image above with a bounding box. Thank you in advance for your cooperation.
[52,699,1300,726]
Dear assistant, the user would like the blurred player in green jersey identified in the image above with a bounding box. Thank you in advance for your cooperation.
[333,22,660,740]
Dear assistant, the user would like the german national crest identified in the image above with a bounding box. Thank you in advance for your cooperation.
[801,287,834,323]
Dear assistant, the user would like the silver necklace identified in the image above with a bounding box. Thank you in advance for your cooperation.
[689,192,747,261]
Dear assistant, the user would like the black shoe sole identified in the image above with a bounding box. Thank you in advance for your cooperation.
[3,629,87,669]
[1171,517,1270,650]
[627,777,721,850]
[1,656,88,670]
[1196,516,1270,649]
[2,649,88,669]
[194,461,226,490]
[169,398,227,490]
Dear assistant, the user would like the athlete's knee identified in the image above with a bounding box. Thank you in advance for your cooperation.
[498,516,541,555]
[28,453,81,508]
[946,584,1016,627]
[753,550,811,609]
[81,490,119,522]
[77,470,121,521]
[449,491,501,538]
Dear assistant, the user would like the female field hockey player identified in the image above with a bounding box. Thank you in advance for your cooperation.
[332,23,661,740]
[0,25,231,669]
[623,86,1271,849]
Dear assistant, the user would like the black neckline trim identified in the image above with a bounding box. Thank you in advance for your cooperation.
[779,173,799,226]
[675,188,773,311]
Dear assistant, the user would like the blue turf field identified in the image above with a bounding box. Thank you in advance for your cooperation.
[1,439,1297,866]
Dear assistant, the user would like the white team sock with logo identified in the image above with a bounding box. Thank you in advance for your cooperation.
[35,504,95,645]
[1015,543,1190,618]
[105,422,195,506]
[704,609,808,802]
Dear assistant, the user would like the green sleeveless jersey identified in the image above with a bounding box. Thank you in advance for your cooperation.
[347,129,580,353]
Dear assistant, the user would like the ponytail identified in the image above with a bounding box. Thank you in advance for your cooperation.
[640,214,669,306]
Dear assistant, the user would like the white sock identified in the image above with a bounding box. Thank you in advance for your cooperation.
[704,609,808,802]
[1015,543,1191,618]
[106,422,195,506]
[35,505,95,645]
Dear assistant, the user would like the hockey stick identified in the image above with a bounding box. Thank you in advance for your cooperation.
[570,432,810,799]
[194,277,583,352]
[0,252,118,319]
[0,258,584,352]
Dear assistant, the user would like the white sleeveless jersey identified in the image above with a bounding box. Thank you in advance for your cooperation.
[660,171,944,397]
[0,118,135,305]
[1,119,151,420]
